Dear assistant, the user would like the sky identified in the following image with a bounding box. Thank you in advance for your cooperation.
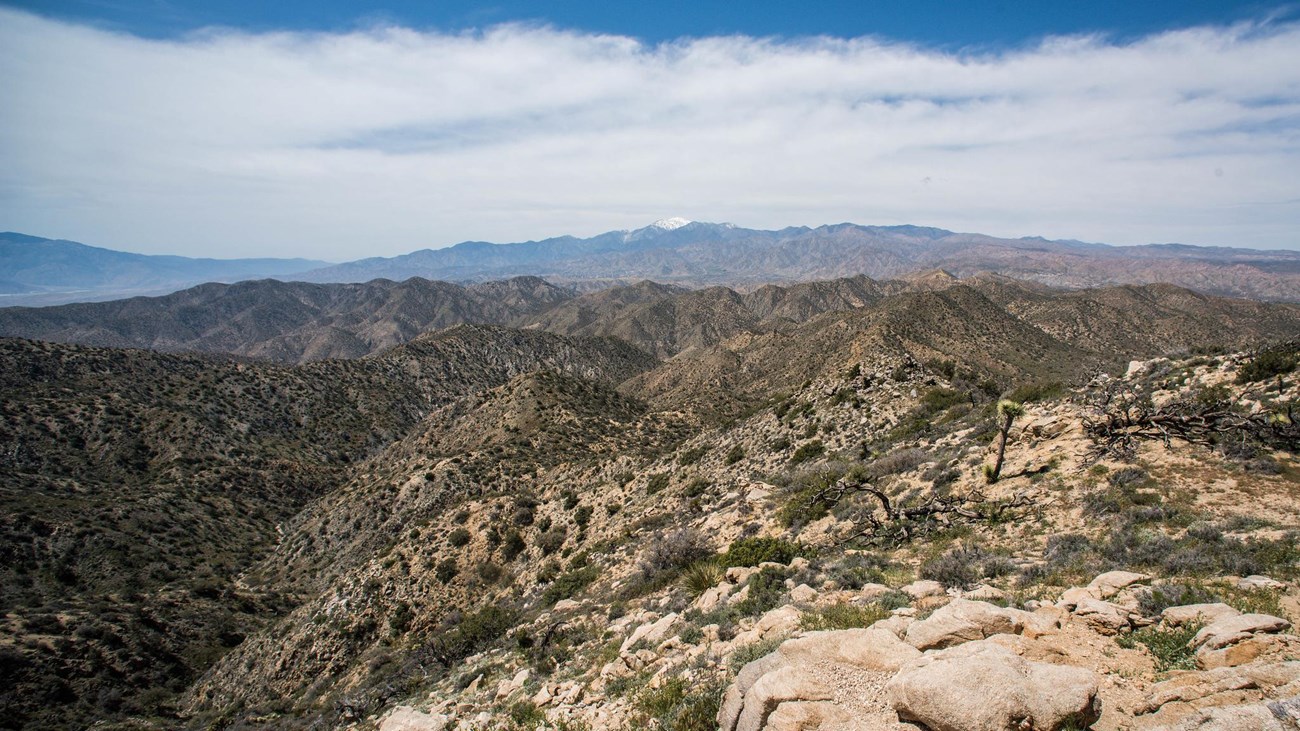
[1,1,1299,259]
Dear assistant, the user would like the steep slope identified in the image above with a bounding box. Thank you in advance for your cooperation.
[0,277,575,363]
[0,327,655,731]
[0,232,327,305]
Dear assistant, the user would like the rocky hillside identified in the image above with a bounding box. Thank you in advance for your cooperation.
[2,272,1297,366]
[175,337,1299,731]
[0,327,654,731]
[1,276,1298,731]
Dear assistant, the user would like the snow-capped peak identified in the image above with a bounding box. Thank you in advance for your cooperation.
[649,217,693,231]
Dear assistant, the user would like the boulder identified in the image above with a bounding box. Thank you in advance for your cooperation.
[1192,614,1292,651]
[718,628,921,731]
[762,700,854,730]
[1071,597,1136,635]
[1169,699,1300,731]
[857,583,893,602]
[900,580,946,600]
[962,584,1007,602]
[1236,575,1286,591]
[790,584,818,603]
[1162,603,1241,627]
[621,612,681,653]
[1137,660,1300,714]
[1058,586,1102,609]
[1087,570,1151,599]
[735,666,833,731]
[887,640,1101,731]
[904,599,1029,650]
[379,707,451,731]
[694,582,735,612]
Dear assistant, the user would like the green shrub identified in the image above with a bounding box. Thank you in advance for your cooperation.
[724,445,746,465]
[1116,623,1201,672]
[1237,342,1298,384]
[434,558,458,583]
[427,605,518,666]
[800,603,889,631]
[733,567,788,616]
[541,565,598,606]
[448,528,471,547]
[789,440,825,465]
[678,445,709,466]
[680,560,724,597]
[647,473,671,495]
[719,537,803,568]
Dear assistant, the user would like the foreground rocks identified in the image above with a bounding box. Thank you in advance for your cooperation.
[712,572,1300,731]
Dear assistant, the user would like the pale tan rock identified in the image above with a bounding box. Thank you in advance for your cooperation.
[378,706,451,731]
[1235,575,1286,591]
[961,584,1006,602]
[1193,614,1292,651]
[728,566,759,584]
[1071,597,1136,635]
[763,700,860,730]
[1162,603,1241,627]
[1059,586,1102,609]
[1087,570,1151,598]
[872,614,914,639]
[735,665,834,731]
[790,584,818,603]
[1137,660,1300,714]
[904,598,1029,650]
[780,628,922,673]
[857,583,893,602]
[694,582,735,612]
[620,612,680,653]
[552,598,581,612]
[900,580,946,599]
[1169,703,1295,730]
[887,640,1101,731]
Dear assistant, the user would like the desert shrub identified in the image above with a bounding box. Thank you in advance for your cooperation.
[680,560,725,597]
[872,448,928,476]
[646,473,671,495]
[501,530,527,561]
[541,565,598,607]
[537,528,566,556]
[824,552,891,589]
[560,490,580,510]
[920,387,966,413]
[678,445,709,466]
[1135,582,1222,616]
[724,444,746,465]
[642,528,712,576]
[800,603,889,631]
[1005,381,1065,404]
[789,440,825,465]
[733,567,788,616]
[448,528,471,547]
[920,545,1006,589]
[1108,466,1151,488]
[511,506,535,527]
[1236,341,1298,384]
[682,478,711,498]
[1117,623,1201,672]
[427,605,518,666]
[719,537,803,568]
[728,635,785,673]
[574,505,594,530]
[632,678,722,731]
[875,590,912,610]
[508,700,546,726]
[476,561,504,583]
[434,558,458,583]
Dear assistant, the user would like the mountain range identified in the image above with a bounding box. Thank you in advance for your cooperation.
[5,220,1300,306]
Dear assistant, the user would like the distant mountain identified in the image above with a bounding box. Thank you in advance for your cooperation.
[0,276,573,362]
[0,232,329,305]
[294,220,1300,302]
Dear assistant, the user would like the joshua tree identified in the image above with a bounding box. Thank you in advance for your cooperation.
[984,399,1024,483]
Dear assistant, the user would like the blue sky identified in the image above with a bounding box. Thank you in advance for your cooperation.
[5,1,1291,46]
[1,1,1299,257]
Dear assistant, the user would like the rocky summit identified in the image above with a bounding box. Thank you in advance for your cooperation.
[1,271,1298,731]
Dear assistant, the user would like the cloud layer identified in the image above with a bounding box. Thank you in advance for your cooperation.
[2,9,1298,258]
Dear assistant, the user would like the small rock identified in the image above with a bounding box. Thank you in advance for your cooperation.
[620,613,680,653]
[905,598,1029,650]
[552,599,581,612]
[858,582,893,602]
[961,584,1006,602]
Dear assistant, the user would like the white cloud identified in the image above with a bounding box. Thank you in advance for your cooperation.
[1,8,1298,258]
